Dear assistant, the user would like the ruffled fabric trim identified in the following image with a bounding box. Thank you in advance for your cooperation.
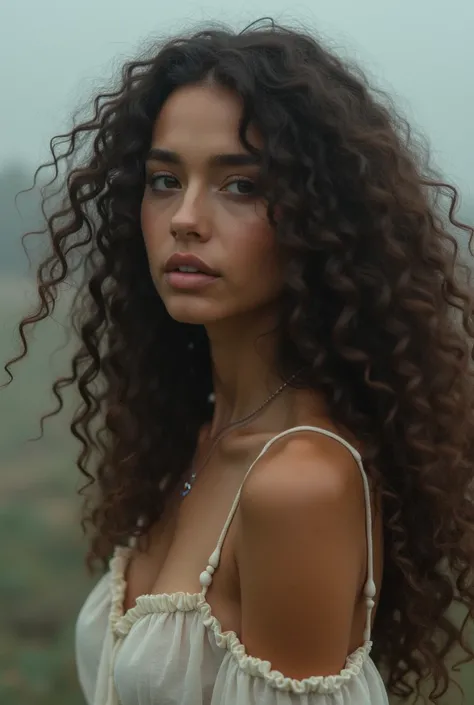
[200,598,372,695]
[110,547,203,638]
[106,547,373,695]
[108,547,131,631]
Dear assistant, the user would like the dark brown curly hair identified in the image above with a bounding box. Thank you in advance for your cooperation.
[5,17,474,702]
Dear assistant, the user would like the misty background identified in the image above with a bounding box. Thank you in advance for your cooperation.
[0,1,473,704]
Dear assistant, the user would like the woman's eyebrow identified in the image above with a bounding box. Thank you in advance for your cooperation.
[146,147,261,168]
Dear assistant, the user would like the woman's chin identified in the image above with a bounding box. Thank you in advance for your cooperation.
[164,300,226,326]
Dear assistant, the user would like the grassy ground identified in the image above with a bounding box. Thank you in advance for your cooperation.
[0,450,91,705]
[0,278,92,704]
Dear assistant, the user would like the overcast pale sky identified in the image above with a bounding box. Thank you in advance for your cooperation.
[0,0,472,198]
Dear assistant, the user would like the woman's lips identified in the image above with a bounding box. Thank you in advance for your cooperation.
[165,271,219,290]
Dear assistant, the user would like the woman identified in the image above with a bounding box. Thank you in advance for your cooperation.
[6,17,474,705]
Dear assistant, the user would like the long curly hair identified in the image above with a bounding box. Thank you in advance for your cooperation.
[4,17,474,701]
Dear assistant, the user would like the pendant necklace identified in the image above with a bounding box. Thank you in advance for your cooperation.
[181,369,301,498]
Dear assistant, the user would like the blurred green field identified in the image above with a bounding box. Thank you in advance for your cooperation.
[0,462,90,705]
[0,277,91,705]
[1,275,474,704]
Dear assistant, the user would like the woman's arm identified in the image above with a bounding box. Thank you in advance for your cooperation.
[237,434,368,679]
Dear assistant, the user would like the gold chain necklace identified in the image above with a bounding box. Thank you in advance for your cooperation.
[180,369,301,498]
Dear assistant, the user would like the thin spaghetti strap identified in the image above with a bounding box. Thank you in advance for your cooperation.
[199,425,376,642]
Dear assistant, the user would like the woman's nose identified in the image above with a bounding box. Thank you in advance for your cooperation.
[170,189,211,241]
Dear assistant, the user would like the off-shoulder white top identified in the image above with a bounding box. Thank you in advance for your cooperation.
[75,425,389,705]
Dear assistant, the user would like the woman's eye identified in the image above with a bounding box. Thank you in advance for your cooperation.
[224,179,257,197]
[147,174,180,191]
[146,173,256,197]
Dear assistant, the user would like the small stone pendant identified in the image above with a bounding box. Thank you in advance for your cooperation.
[181,471,197,498]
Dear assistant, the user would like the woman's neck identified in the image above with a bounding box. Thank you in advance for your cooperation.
[205,307,290,436]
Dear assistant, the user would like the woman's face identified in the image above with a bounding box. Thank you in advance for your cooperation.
[141,82,284,326]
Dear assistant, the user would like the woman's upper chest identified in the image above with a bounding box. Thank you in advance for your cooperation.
[123,433,267,615]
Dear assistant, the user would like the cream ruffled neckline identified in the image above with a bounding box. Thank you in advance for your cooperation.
[108,546,373,696]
